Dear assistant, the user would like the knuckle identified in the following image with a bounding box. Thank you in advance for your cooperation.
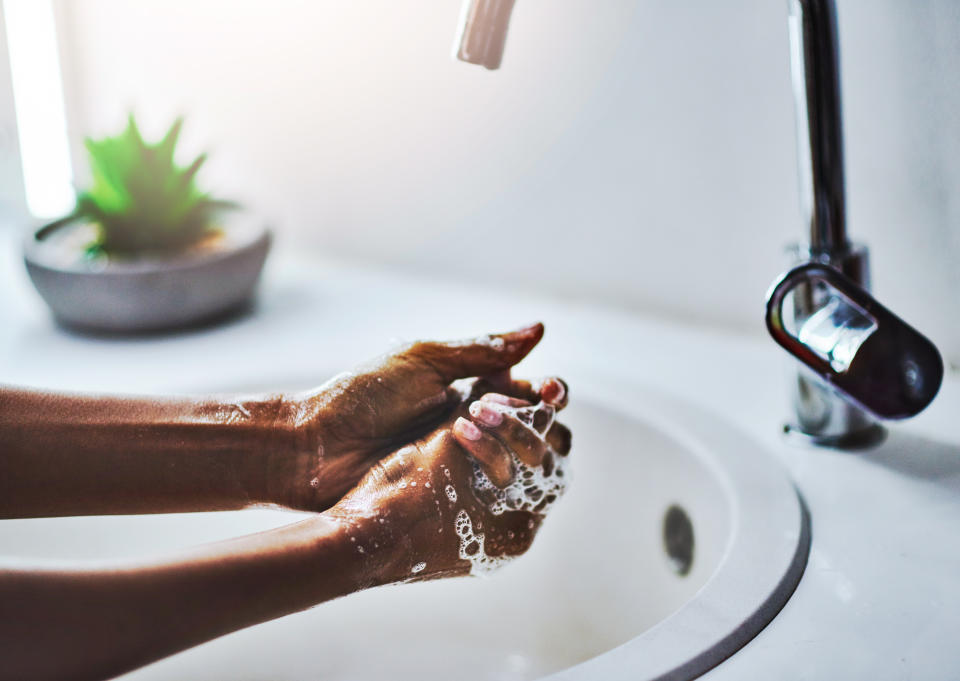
[375,445,415,485]
[395,340,424,358]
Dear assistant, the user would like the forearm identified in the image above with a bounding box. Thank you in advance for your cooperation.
[0,386,299,518]
[0,514,378,681]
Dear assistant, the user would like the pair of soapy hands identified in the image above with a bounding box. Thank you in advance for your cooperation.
[272,323,571,584]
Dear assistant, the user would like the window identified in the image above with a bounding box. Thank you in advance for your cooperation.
[0,0,73,225]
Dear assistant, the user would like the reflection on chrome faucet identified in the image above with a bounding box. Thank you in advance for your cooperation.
[767,263,943,424]
[797,296,878,374]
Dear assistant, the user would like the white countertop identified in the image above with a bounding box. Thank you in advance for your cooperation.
[2,233,958,679]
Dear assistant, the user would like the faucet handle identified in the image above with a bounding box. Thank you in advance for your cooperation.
[766,263,943,420]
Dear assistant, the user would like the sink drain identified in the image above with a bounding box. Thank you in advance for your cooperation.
[663,504,694,577]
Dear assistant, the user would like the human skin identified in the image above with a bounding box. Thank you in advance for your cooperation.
[0,384,571,681]
[327,392,572,582]
[0,323,563,518]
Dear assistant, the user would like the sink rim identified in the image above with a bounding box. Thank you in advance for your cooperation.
[548,374,811,681]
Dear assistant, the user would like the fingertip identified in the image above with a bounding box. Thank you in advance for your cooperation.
[497,322,544,359]
[540,377,568,408]
[452,420,515,487]
[503,322,544,341]
[428,324,543,381]
[454,416,483,442]
[481,393,531,408]
[469,400,504,427]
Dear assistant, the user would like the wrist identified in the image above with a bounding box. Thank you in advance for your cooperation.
[315,508,400,590]
[257,393,328,510]
[192,392,299,508]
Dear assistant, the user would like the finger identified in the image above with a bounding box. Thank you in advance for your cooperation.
[538,377,569,410]
[468,401,548,467]
[481,371,542,403]
[482,376,569,408]
[452,417,514,487]
[483,511,541,557]
[464,373,520,403]
[545,421,572,456]
[478,370,513,395]
[480,392,532,408]
[406,322,544,383]
[527,404,556,435]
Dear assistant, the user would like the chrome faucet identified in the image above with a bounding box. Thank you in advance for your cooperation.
[770,0,941,446]
[776,0,885,446]
[454,0,943,447]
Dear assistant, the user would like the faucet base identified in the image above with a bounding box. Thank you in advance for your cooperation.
[781,243,880,448]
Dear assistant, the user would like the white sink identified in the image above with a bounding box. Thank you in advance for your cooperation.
[0,379,807,681]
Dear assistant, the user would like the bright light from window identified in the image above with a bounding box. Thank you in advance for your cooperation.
[3,0,73,219]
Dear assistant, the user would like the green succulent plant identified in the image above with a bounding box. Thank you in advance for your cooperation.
[48,115,235,257]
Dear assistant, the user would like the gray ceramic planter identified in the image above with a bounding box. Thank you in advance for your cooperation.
[24,214,271,333]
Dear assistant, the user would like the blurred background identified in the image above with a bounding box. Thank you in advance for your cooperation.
[1,0,958,367]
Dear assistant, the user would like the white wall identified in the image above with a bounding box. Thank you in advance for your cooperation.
[55,0,960,367]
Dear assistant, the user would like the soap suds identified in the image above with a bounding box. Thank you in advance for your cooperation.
[471,449,567,517]
[446,334,505,350]
[453,401,570,576]
[455,509,509,576]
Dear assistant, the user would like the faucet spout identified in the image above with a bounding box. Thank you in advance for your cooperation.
[454,0,516,70]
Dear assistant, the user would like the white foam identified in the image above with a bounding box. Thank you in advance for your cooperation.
[471,449,567,517]
[411,561,426,574]
[452,402,570,576]
[454,509,509,576]
[445,484,458,503]
[445,334,505,350]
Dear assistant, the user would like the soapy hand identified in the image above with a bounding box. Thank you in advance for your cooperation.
[324,388,571,582]
[273,323,567,512]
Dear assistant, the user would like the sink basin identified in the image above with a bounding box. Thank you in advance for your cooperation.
[0,378,808,680]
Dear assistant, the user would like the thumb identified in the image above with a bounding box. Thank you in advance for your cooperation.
[406,323,544,382]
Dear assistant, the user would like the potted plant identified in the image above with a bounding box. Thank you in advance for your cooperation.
[23,115,271,333]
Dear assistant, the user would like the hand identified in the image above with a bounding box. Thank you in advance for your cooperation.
[323,386,571,584]
[272,323,563,511]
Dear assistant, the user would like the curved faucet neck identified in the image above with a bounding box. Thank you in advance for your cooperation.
[789,0,849,253]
